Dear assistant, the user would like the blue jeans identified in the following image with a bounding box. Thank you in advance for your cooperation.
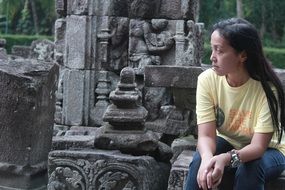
[184,136,285,190]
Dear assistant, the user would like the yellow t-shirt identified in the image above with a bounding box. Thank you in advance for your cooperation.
[196,69,285,155]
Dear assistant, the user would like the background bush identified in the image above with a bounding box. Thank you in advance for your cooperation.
[0,34,53,53]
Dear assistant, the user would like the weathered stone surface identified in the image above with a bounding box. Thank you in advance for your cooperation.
[67,0,89,15]
[171,136,197,163]
[62,69,85,126]
[94,125,159,154]
[0,39,8,60]
[145,65,203,88]
[48,149,171,190]
[0,48,8,60]
[128,18,175,75]
[0,59,58,189]
[52,126,98,150]
[65,15,90,69]
[11,45,31,58]
[64,0,199,19]
[30,39,55,62]
[159,0,199,20]
[54,18,66,65]
[167,150,194,190]
[55,0,67,17]
[89,71,111,127]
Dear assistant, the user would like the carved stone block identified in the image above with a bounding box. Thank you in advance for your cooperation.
[11,45,31,58]
[159,0,199,20]
[0,59,58,189]
[62,69,85,126]
[62,69,95,126]
[0,48,8,60]
[67,0,89,15]
[56,0,67,17]
[55,18,66,65]
[65,15,93,69]
[167,150,194,190]
[52,126,98,150]
[48,149,171,190]
[144,65,203,88]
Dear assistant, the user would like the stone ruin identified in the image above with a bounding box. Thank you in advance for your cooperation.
[49,0,285,189]
[0,38,58,189]
[50,0,204,189]
[1,0,285,190]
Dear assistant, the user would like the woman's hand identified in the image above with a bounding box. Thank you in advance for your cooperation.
[205,153,231,189]
[197,159,213,190]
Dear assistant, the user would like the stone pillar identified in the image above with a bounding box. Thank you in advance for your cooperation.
[0,59,58,189]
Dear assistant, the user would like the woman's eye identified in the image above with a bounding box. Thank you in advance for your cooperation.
[216,48,222,54]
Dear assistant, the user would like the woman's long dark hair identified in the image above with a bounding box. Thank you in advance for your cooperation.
[212,18,285,142]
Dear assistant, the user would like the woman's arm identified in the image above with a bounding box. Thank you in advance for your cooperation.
[196,121,217,190]
[197,121,217,159]
[237,132,273,162]
[206,132,273,189]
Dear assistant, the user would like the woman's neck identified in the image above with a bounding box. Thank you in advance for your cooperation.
[226,72,250,87]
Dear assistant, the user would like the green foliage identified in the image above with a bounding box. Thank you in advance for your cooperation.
[16,0,33,34]
[0,34,53,53]
[203,44,285,69]
[264,47,285,69]
[200,0,285,49]
[0,0,55,35]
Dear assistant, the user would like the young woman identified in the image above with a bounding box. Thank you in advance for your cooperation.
[184,18,285,190]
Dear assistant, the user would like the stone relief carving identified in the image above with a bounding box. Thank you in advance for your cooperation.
[90,71,111,126]
[167,170,187,190]
[30,39,55,62]
[49,156,143,190]
[48,167,85,190]
[97,171,135,190]
[95,163,140,190]
[109,17,129,72]
[129,19,174,75]
[72,0,88,15]
[48,158,107,190]
[51,0,205,189]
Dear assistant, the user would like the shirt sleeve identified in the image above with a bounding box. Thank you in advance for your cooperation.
[254,93,274,133]
[196,71,216,124]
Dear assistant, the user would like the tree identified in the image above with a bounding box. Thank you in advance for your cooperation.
[236,0,244,18]
[0,0,55,35]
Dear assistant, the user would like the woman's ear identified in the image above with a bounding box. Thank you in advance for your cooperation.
[240,51,247,63]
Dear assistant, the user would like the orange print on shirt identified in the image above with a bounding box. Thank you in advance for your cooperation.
[228,109,252,135]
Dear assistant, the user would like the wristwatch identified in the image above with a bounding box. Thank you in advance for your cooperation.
[229,149,241,168]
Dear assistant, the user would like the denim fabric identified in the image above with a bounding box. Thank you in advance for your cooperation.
[184,136,285,190]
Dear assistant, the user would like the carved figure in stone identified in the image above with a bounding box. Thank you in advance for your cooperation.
[98,171,136,190]
[129,18,174,75]
[129,20,160,75]
[30,39,54,62]
[145,19,174,52]
[48,167,85,190]
[48,167,67,190]
[109,17,129,72]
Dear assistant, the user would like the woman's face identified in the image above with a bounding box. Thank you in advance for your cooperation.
[210,30,245,76]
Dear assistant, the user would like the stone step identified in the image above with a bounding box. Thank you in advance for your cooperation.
[168,149,285,190]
